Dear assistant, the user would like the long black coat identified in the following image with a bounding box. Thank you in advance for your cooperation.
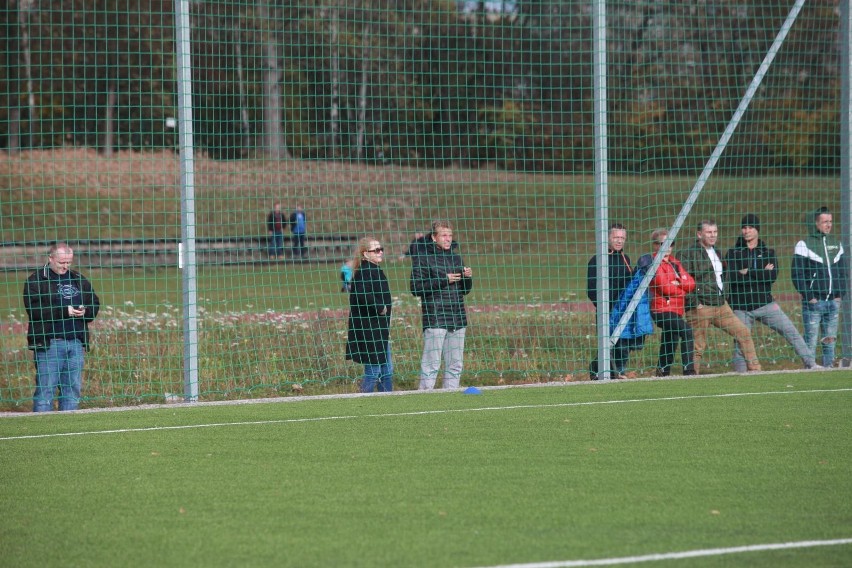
[345,260,392,365]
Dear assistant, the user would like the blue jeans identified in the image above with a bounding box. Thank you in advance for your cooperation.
[361,345,393,393]
[292,233,306,257]
[268,232,284,257]
[802,299,840,367]
[33,338,85,412]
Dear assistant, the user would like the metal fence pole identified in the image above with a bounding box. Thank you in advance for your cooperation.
[840,0,852,365]
[593,0,611,379]
[175,0,198,401]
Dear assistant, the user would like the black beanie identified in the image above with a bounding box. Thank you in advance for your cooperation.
[741,213,760,231]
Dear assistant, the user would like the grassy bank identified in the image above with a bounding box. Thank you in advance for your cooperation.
[0,150,841,409]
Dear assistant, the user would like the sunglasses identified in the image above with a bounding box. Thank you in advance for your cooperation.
[367,247,384,253]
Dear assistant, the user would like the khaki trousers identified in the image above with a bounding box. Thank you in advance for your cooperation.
[685,303,761,373]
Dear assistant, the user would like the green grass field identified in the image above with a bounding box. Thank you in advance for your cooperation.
[1,373,850,567]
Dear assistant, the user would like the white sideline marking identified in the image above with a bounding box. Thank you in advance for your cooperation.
[0,387,849,442]
[472,538,852,567]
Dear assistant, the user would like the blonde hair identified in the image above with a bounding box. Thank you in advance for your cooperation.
[650,228,668,244]
[431,220,453,235]
[351,236,379,278]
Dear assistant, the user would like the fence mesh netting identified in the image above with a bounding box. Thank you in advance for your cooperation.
[0,0,845,410]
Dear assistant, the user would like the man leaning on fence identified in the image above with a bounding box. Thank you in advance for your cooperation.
[726,214,818,372]
[792,206,846,368]
[679,220,761,374]
[587,223,638,379]
[24,243,101,412]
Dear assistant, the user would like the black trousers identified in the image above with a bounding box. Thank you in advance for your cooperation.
[652,311,694,375]
[589,340,630,379]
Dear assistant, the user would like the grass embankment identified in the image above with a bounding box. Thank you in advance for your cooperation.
[0,149,841,409]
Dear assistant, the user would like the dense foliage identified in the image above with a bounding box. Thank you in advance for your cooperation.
[1,0,842,173]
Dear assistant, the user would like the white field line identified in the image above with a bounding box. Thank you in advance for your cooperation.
[472,538,852,568]
[0,387,849,442]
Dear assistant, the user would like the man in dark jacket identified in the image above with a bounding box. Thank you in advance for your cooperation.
[586,223,637,379]
[792,206,846,367]
[726,214,817,371]
[266,202,285,259]
[24,243,101,411]
[410,221,473,389]
[679,219,761,374]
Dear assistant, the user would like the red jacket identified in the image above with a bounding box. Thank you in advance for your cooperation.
[649,255,695,316]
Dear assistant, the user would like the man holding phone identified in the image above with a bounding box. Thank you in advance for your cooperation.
[24,242,100,411]
[410,220,473,389]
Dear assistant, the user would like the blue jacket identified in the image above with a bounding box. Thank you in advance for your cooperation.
[610,266,654,340]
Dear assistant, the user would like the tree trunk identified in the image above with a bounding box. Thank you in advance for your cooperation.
[329,6,340,157]
[257,0,290,160]
[355,23,370,161]
[231,21,251,153]
[102,84,116,157]
[18,1,36,148]
[3,2,21,154]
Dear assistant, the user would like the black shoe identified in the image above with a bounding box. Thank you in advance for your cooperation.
[655,368,669,377]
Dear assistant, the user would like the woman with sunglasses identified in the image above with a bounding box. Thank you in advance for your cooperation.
[648,228,696,376]
[345,237,394,393]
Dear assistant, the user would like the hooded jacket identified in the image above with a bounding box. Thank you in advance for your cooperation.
[609,265,655,340]
[649,254,696,316]
[24,264,100,351]
[792,213,846,302]
[409,238,472,331]
[725,237,777,311]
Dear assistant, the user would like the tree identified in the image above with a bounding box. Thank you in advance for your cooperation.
[256,0,291,159]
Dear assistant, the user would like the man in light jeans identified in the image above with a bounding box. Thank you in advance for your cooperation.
[792,207,846,367]
[420,328,466,389]
[409,221,473,389]
[725,214,817,372]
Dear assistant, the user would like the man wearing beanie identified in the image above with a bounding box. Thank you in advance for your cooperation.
[792,206,846,367]
[726,214,819,371]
